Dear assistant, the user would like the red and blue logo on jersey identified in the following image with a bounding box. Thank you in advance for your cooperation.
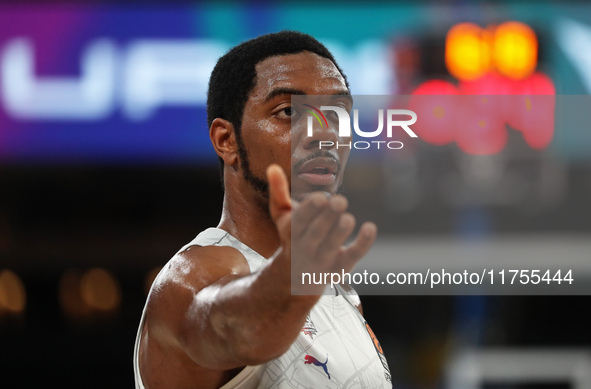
[304,354,330,379]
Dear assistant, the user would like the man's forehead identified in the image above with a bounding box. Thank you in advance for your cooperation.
[253,52,346,93]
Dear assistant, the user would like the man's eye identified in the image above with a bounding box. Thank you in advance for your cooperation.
[277,106,297,118]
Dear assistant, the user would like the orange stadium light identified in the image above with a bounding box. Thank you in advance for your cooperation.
[0,269,26,315]
[80,268,121,312]
[445,23,491,81]
[445,21,538,81]
[493,21,538,80]
[415,21,551,154]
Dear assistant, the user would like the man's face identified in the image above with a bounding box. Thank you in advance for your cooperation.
[239,51,352,201]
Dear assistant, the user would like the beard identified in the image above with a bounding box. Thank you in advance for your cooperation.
[234,132,346,202]
[235,132,269,198]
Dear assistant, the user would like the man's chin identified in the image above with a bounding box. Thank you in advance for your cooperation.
[292,186,341,202]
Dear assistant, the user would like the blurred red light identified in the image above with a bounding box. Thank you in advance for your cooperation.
[409,80,459,145]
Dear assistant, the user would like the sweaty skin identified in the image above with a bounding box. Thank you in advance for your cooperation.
[138,52,377,389]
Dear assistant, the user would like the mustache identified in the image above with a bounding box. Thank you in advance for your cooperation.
[292,150,341,172]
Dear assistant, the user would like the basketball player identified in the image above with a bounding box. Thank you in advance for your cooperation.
[134,31,392,388]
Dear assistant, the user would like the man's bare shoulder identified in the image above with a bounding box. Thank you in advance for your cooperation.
[144,244,252,346]
[139,244,254,387]
[155,244,252,292]
[178,244,253,281]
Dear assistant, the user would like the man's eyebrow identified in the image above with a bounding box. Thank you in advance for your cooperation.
[264,88,306,103]
[263,88,353,103]
[331,91,353,104]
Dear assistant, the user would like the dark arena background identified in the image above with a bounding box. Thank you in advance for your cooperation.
[1,2,591,388]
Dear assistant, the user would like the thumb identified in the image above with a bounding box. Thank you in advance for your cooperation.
[267,164,291,222]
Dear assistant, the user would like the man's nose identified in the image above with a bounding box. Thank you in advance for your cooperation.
[302,119,340,150]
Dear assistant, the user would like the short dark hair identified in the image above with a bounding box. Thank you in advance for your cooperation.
[206,30,349,173]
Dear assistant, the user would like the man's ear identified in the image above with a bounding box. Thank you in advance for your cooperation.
[210,118,238,166]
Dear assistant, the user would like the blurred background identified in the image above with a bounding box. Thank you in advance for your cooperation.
[1,1,590,388]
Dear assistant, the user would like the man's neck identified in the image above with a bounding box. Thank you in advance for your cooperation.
[217,189,281,259]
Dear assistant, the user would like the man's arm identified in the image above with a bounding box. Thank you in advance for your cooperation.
[143,165,377,371]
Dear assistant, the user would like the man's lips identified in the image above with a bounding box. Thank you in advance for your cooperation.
[295,157,339,187]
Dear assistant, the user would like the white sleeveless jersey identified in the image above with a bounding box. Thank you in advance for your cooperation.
[134,228,392,388]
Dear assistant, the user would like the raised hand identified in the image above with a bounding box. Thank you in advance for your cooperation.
[266,164,377,295]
